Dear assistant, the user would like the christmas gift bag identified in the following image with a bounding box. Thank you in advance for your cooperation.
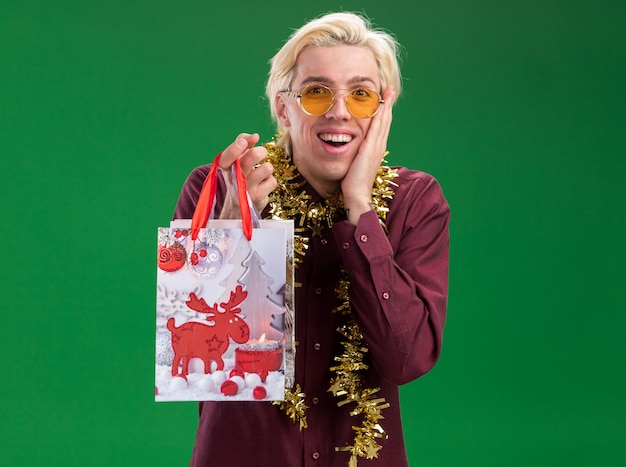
[155,155,294,402]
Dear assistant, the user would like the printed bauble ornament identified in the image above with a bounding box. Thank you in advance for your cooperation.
[188,244,223,277]
[158,242,186,272]
[253,386,267,400]
[229,368,245,379]
[220,379,238,396]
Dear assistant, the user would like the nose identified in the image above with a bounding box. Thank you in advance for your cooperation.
[324,92,351,120]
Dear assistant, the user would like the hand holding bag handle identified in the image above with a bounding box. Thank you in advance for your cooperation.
[190,153,254,241]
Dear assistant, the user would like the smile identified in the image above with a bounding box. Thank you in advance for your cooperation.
[318,133,353,146]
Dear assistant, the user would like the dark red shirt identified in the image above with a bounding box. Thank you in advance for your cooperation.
[173,162,450,467]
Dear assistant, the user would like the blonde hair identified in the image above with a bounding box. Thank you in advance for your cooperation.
[266,12,402,141]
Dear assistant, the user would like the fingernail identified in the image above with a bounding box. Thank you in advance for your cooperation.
[236,138,247,149]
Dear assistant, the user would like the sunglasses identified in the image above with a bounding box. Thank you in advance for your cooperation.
[283,84,384,119]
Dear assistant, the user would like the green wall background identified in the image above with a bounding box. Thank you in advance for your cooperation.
[2,1,624,465]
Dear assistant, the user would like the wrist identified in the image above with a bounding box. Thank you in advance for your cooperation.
[344,197,373,225]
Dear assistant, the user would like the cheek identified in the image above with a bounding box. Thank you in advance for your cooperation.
[291,117,320,145]
[284,107,311,131]
[358,119,372,135]
[280,103,321,138]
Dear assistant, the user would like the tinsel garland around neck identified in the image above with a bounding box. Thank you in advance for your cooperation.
[264,140,398,466]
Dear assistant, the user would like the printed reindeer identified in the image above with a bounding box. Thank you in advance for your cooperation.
[167,285,250,376]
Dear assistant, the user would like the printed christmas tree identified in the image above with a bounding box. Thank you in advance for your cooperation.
[236,249,285,342]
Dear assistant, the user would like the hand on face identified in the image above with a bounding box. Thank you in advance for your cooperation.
[215,84,394,222]
[341,85,397,224]
[218,133,277,218]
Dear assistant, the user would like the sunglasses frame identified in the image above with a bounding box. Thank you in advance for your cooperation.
[283,84,384,119]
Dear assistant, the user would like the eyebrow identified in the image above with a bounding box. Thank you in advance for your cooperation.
[299,75,378,88]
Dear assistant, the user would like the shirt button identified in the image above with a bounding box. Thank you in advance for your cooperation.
[315,287,322,295]
[342,241,350,250]
[360,234,368,243]
[313,343,321,351]
[312,451,320,460]
[321,238,328,245]
[382,292,390,300]
[312,397,319,404]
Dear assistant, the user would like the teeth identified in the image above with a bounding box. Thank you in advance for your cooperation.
[319,133,352,143]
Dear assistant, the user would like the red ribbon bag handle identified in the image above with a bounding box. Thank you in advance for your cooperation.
[190,153,253,241]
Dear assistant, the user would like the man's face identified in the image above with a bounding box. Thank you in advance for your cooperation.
[275,45,381,196]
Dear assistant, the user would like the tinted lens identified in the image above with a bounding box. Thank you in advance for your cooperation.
[347,88,381,118]
[297,85,382,118]
[299,85,334,115]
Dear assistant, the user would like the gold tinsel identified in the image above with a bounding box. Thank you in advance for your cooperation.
[273,384,308,431]
[264,140,398,465]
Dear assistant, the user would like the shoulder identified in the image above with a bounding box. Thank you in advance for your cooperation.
[185,164,213,186]
[391,166,448,207]
[385,166,450,234]
[173,163,225,220]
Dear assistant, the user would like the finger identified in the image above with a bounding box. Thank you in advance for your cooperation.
[253,175,278,211]
[219,133,260,169]
[246,161,274,187]
[246,163,277,212]
[239,146,269,175]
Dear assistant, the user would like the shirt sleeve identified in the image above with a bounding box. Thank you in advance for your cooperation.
[332,171,450,385]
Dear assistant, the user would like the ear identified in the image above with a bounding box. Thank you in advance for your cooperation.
[275,93,291,128]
